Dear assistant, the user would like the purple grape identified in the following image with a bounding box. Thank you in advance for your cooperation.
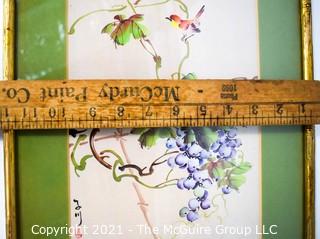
[176,137,185,147]
[179,207,190,217]
[227,140,237,148]
[227,139,241,148]
[234,138,242,147]
[198,158,206,166]
[179,145,188,151]
[175,154,188,167]
[183,177,196,190]
[227,128,237,138]
[222,186,231,194]
[188,198,200,210]
[217,129,225,137]
[200,190,209,201]
[218,144,232,158]
[166,138,176,149]
[177,178,185,189]
[188,143,202,157]
[167,156,176,168]
[187,211,199,222]
[192,171,206,182]
[187,158,199,173]
[211,141,221,152]
[200,199,211,210]
[218,135,227,144]
[199,150,212,160]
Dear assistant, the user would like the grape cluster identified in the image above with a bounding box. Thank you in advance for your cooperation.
[210,128,242,161]
[166,127,242,222]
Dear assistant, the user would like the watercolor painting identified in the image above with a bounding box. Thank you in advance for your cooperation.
[68,1,260,238]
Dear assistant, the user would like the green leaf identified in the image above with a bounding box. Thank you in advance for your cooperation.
[111,21,132,45]
[106,14,149,46]
[231,161,252,175]
[220,160,234,169]
[158,128,176,138]
[184,128,195,144]
[131,22,149,39]
[193,127,218,151]
[136,128,176,148]
[101,22,116,34]
[229,175,246,190]
[138,129,158,148]
[217,178,228,188]
[130,128,150,135]
[182,73,197,80]
[129,14,144,21]
[212,167,225,179]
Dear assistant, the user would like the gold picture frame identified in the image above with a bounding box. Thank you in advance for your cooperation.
[300,1,315,238]
[2,0,315,238]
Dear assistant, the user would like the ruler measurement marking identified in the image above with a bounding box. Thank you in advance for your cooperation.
[2,114,314,122]
[0,80,320,129]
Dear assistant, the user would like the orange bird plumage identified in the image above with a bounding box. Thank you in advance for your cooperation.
[166,5,205,40]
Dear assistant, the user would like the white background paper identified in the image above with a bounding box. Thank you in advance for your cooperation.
[68,1,260,238]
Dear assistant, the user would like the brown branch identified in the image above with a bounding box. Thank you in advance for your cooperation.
[119,164,149,175]
[144,38,158,56]
[89,129,112,169]
[139,39,155,57]
[69,132,130,148]
[119,160,167,177]
[118,152,176,176]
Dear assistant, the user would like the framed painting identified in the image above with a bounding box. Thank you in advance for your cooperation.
[2,0,315,239]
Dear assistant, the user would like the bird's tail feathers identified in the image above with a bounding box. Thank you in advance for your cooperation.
[195,5,205,19]
[191,23,201,33]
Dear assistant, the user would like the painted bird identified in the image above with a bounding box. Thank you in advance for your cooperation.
[166,5,205,41]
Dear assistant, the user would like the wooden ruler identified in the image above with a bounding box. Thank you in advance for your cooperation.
[0,79,319,129]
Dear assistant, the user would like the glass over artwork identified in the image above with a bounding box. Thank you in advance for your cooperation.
[68,1,260,238]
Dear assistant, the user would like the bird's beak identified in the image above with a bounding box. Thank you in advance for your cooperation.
[165,17,171,21]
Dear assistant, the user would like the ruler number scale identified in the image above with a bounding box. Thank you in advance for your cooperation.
[0,79,320,129]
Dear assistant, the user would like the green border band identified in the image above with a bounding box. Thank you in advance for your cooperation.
[15,0,68,238]
[259,0,303,238]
